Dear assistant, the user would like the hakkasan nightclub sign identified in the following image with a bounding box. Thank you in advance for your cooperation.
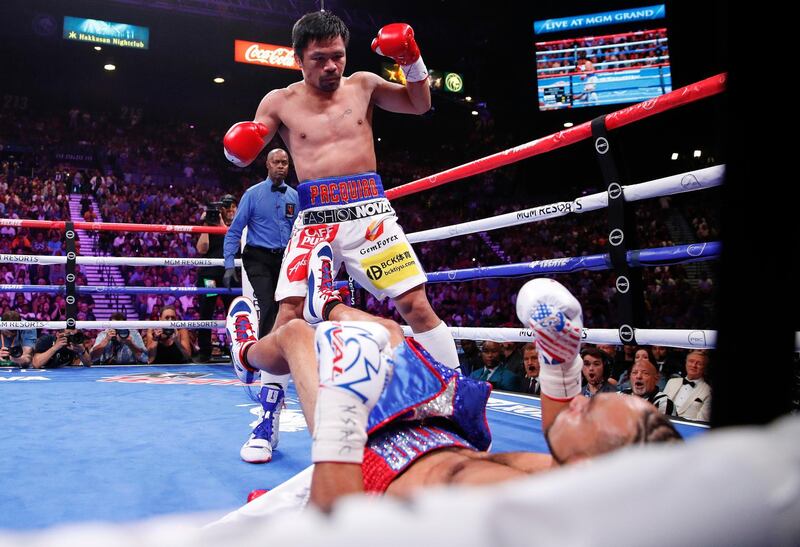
[63,16,150,50]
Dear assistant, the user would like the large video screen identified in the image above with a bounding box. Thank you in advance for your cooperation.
[534,5,671,110]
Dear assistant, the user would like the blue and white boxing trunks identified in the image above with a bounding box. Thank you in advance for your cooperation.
[362,338,493,493]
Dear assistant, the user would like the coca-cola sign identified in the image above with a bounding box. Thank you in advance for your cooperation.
[235,40,300,70]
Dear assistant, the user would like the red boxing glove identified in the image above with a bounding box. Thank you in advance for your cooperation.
[223,121,270,168]
[371,23,428,82]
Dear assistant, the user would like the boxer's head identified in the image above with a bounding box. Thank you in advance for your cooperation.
[522,343,539,378]
[545,393,682,465]
[684,351,709,381]
[266,149,289,183]
[293,11,349,92]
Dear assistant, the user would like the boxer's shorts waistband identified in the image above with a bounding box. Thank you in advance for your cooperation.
[301,199,393,225]
[297,172,384,211]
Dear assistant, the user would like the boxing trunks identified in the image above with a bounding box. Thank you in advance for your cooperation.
[362,339,493,493]
[274,172,428,301]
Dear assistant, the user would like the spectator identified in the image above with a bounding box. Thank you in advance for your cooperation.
[145,305,192,364]
[194,194,238,363]
[32,328,92,368]
[457,339,482,377]
[500,341,524,376]
[664,350,712,421]
[90,312,148,365]
[469,340,521,392]
[0,310,36,368]
[580,348,617,397]
[651,345,683,387]
[519,343,541,395]
[623,352,676,416]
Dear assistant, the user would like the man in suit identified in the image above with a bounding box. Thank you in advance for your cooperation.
[469,340,521,392]
[520,343,541,395]
[664,350,712,422]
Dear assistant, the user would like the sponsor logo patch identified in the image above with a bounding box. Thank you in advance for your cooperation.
[360,243,421,290]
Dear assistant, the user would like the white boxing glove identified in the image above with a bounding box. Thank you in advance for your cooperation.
[517,278,584,400]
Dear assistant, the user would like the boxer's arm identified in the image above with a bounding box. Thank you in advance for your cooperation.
[365,72,431,115]
[253,89,283,133]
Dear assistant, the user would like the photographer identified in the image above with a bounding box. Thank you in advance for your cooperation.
[32,329,92,369]
[90,312,148,365]
[145,305,192,364]
[0,310,36,368]
[194,194,238,363]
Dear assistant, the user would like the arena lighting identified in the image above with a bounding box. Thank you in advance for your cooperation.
[693,149,702,158]
[465,96,472,102]
[563,122,574,128]
[94,46,102,51]
[471,110,479,116]
[377,137,381,142]
[103,63,116,71]
[671,152,679,160]
[213,77,225,83]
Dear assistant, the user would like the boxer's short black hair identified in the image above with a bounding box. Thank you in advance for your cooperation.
[292,10,350,59]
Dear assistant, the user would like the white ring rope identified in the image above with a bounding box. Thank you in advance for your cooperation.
[400,326,720,350]
[406,165,723,244]
[0,320,225,330]
[0,255,243,267]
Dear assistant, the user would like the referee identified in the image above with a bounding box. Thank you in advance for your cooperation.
[223,148,298,337]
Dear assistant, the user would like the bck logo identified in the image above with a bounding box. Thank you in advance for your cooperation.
[595,137,609,155]
[608,229,624,246]
[688,331,707,346]
[607,182,622,199]
[366,265,383,281]
[619,324,634,343]
[680,174,701,190]
[364,219,385,242]
[616,276,630,293]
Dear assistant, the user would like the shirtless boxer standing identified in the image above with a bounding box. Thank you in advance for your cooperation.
[227,262,682,511]
[222,11,460,463]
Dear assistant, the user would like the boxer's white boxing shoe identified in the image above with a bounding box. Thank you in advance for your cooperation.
[303,242,343,324]
[227,297,259,384]
[240,384,285,464]
[311,321,393,464]
[516,278,584,400]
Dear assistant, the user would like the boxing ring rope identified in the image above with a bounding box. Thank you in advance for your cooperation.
[0,320,225,330]
[385,73,726,200]
[399,325,718,350]
[0,218,228,235]
[0,254,243,268]
[424,242,719,282]
[406,165,724,243]
[0,284,242,295]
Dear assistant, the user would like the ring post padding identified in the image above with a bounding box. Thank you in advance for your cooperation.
[64,221,78,328]
[591,116,644,344]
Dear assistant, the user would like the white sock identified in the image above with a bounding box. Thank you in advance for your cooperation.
[260,370,290,391]
[412,321,459,370]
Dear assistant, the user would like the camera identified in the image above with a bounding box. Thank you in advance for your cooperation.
[161,328,175,338]
[116,329,130,339]
[8,345,23,358]
[66,332,85,345]
[204,202,223,225]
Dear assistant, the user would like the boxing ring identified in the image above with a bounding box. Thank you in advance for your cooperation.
[4,72,799,544]
[0,364,707,530]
